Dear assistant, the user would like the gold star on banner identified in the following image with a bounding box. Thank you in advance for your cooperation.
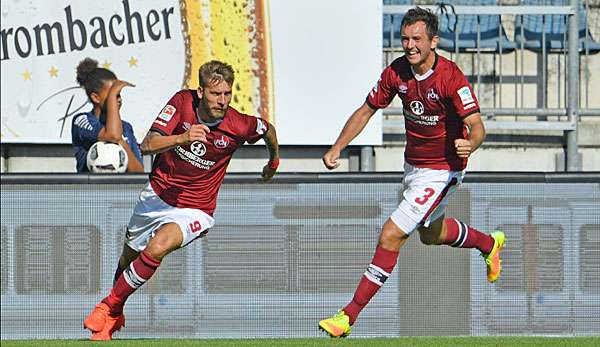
[102,60,112,69]
[22,70,32,81]
[48,66,59,78]
[128,56,138,67]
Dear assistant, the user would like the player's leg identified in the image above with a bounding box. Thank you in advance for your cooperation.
[84,223,182,340]
[319,218,408,338]
[419,214,494,251]
[427,216,504,282]
[84,183,215,340]
[418,209,505,282]
[343,218,409,322]
[101,223,182,314]
[113,242,139,285]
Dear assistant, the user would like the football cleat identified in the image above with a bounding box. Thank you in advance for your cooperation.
[482,231,506,283]
[83,303,125,341]
[318,310,352,338]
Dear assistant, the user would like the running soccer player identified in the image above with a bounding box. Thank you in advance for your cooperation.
[318,7,505,338]
[83,60,280,340]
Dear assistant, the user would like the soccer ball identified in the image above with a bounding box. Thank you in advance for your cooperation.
[86,141,128,173]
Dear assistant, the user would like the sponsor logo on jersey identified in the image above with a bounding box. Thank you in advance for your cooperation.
[427,88,439,101]
[404,106,440,126]
[399,84,408,93]
[153,119,167,127]
[256,118,267,135]
[174,143,215,170]
[190,141,207,156]
[214,135,230,149]
[457,87,475,105]
[464,102,477,110]
[409,100,424,115]
[158,105,176,122]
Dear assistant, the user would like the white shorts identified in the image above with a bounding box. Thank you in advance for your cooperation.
[125,183,215,252]
[390,163,464,235]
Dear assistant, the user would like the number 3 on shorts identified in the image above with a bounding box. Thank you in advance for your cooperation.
[415,187,435,205]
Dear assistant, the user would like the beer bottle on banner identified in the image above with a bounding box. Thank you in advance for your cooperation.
[179,0,274,124]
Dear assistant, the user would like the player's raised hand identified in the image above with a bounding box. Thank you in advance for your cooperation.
[181,124,210,144]
[454,139,473,158]
[322,147,341,170]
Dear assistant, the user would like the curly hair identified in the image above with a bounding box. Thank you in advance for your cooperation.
[76,58,116,97]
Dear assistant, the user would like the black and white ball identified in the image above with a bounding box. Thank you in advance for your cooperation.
[86,141,128,173]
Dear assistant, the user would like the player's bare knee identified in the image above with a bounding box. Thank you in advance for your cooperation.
[145,240,174,261]
[378,229,395,247]
[146,225,182,260]
[379,222,409,249]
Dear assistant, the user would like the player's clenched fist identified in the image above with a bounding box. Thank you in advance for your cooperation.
[322,147,341,170]
[454,139,473,158]
[181,124,210,144]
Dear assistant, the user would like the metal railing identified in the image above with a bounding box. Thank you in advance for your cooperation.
[380,1,600,171]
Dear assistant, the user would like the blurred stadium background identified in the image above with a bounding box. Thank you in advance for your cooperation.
[1,0,599,342]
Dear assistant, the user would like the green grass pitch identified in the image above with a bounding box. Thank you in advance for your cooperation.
[1,337,599,347]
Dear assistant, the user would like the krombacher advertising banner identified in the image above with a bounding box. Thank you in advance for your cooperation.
[0,0,382,145]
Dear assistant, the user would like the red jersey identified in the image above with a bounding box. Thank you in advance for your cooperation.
[367,54,479,171]
[149,89,268,215]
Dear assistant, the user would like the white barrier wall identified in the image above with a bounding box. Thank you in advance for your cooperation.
[1,176,599,338]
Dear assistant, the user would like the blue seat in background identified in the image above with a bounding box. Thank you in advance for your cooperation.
[382,0,411,48]
[515,0,600,54]
[437,0,517,53]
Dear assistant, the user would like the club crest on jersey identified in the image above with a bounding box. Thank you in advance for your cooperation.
[190,141,207,156]
[158,105,176,122]
[399,84,408,93]
[457,87,475,105]
[256,118,267,135]
[409,100,424,115]
[214,135,230,149]
[427,88,439,101]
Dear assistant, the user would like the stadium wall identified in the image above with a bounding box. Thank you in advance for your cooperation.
[1,121,600,172]
[1,173,599,339]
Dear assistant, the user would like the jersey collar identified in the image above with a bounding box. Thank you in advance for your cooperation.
[410,53,438,81]
[196,109,223,127]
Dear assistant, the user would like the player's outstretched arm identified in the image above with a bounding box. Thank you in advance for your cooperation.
[140,124,209,155]
[322,102,377,170]
[261,122,279,181]
[455,112,486,159]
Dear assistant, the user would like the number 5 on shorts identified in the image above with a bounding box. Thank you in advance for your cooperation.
[415,187,435,205]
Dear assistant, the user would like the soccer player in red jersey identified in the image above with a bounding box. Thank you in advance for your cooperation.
[83,60,280,340]
[318,7,505,338]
